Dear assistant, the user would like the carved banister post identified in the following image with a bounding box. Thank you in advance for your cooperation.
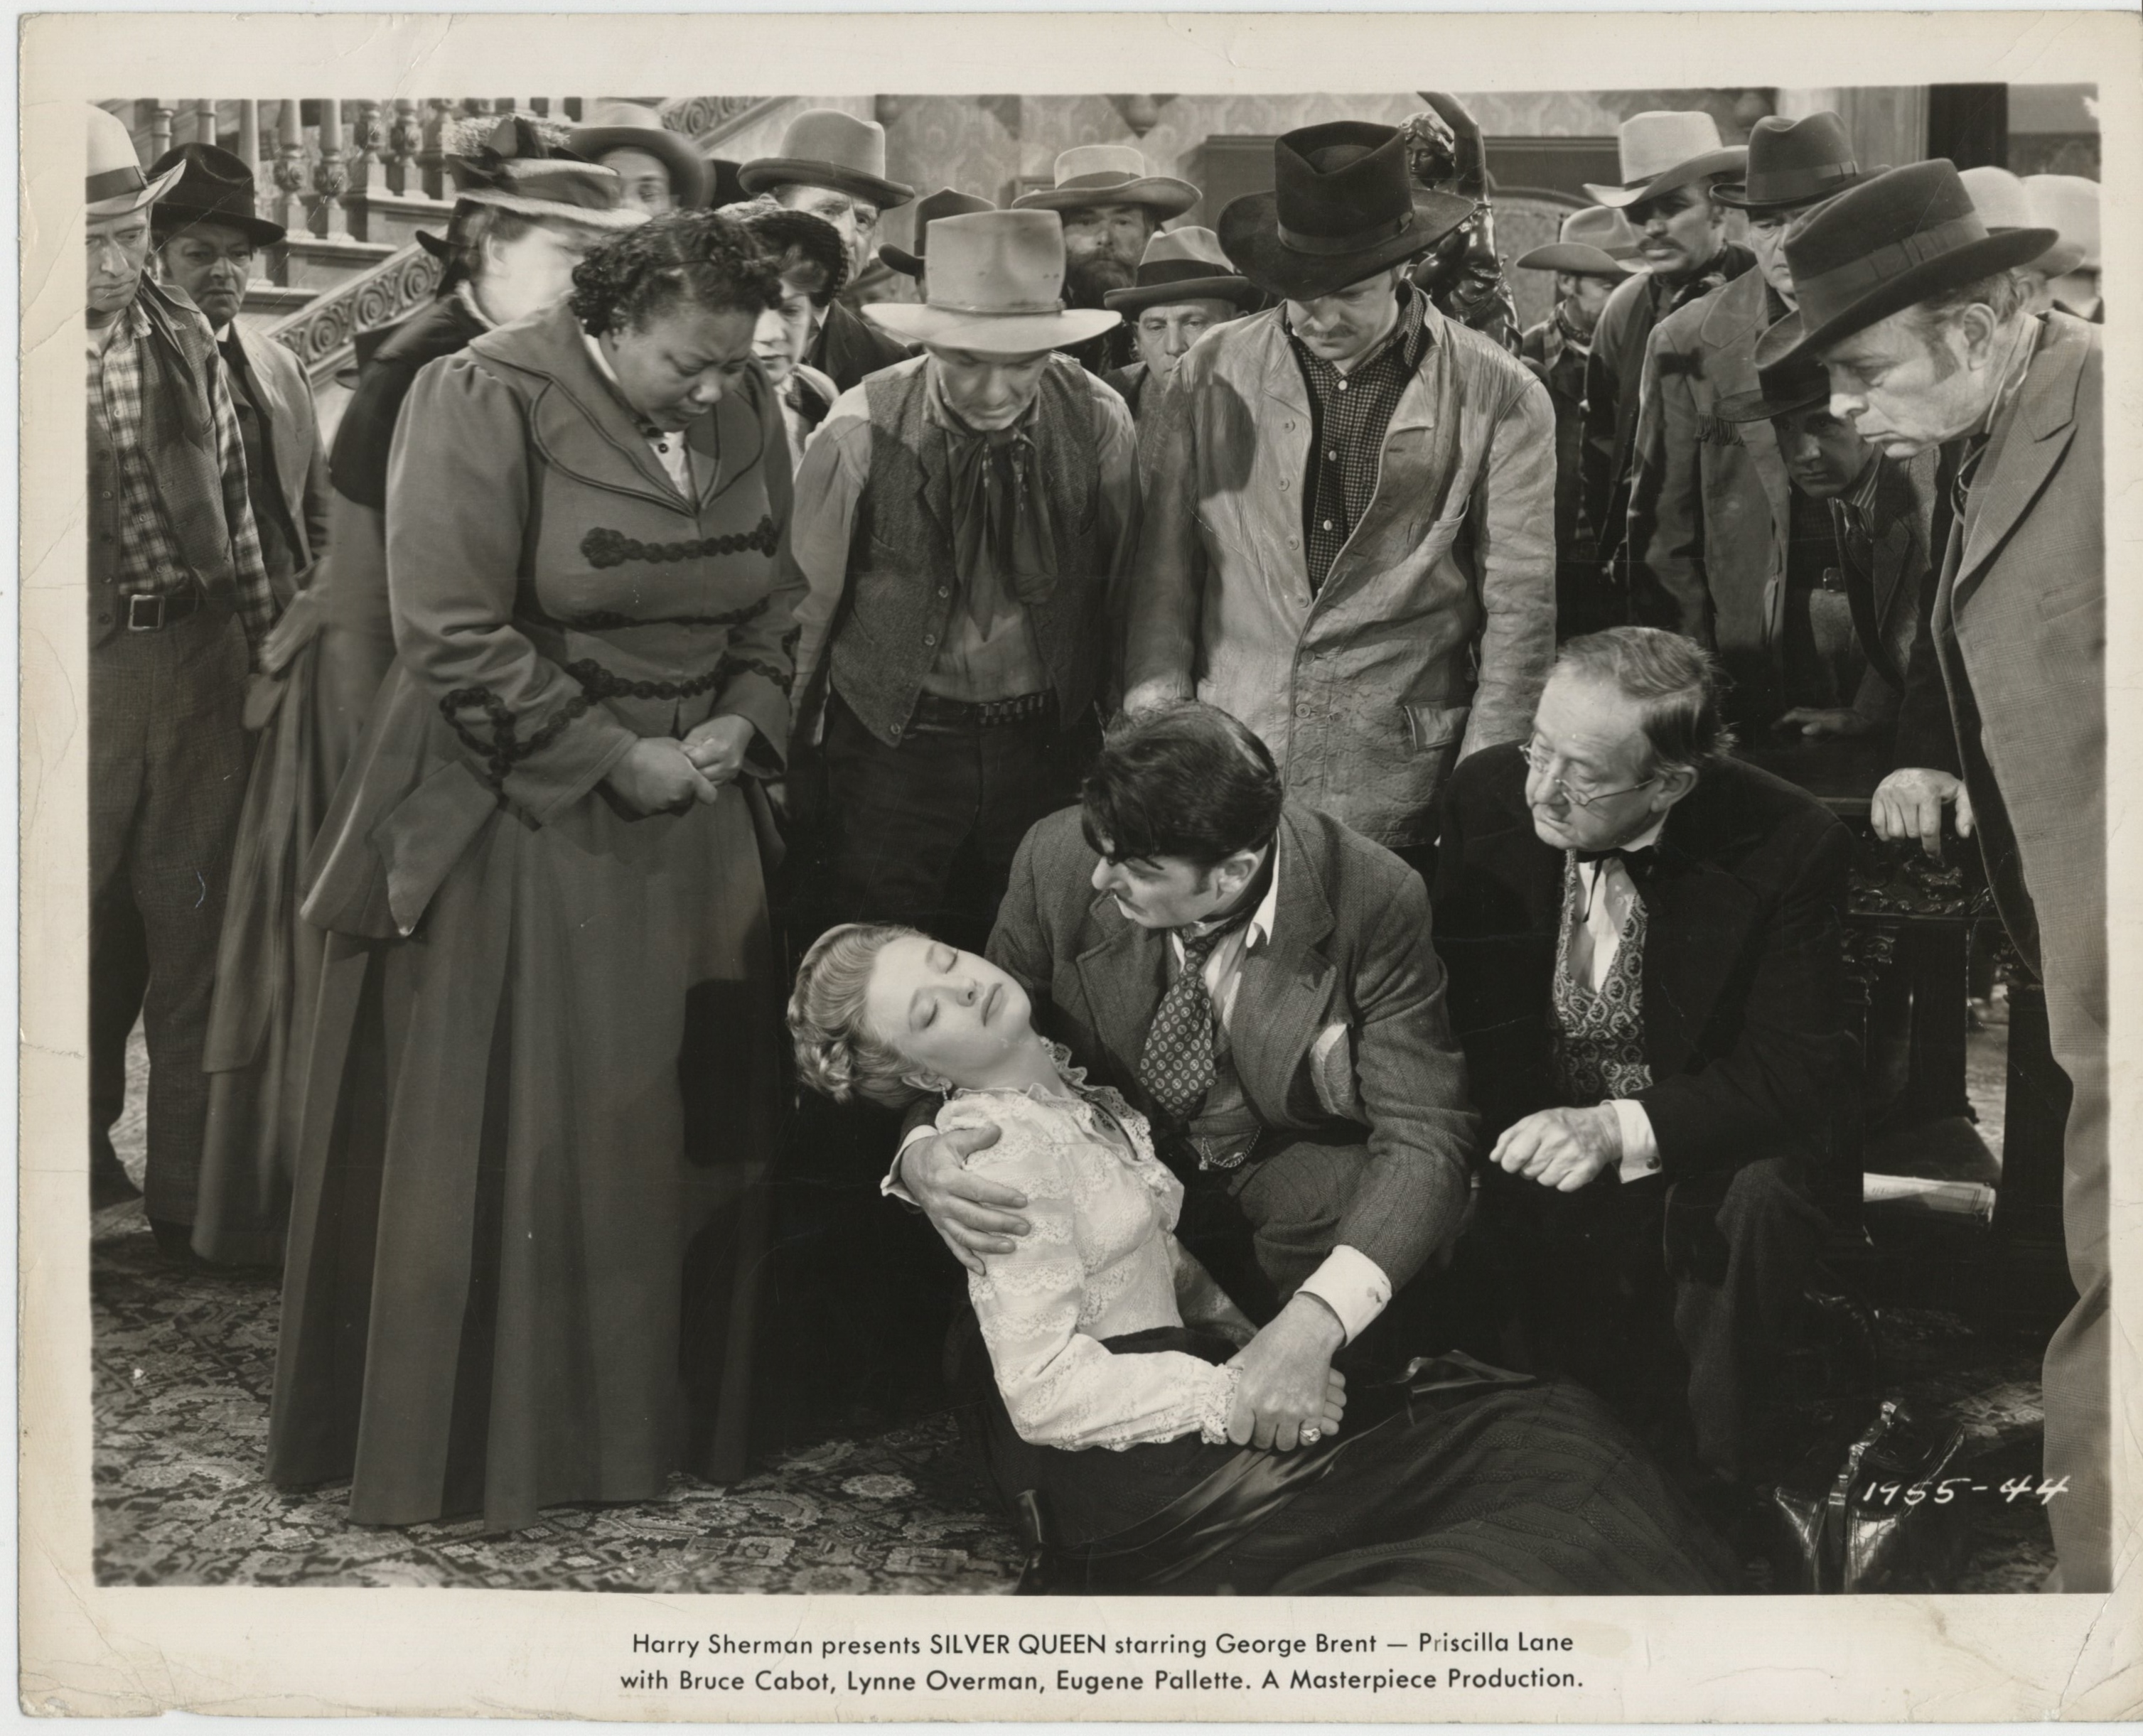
[237,100,261,205]
[386,97,421,195]
[421,99,453,199]
[271,99,308,234]
[315,97,350,237]
[149,99,175,162]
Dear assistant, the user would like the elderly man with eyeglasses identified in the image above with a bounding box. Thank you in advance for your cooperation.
[1432,627,1856,1527]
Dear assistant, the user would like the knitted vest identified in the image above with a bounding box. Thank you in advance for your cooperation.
[829,357,1105,745]
[1549,858,1654,1105]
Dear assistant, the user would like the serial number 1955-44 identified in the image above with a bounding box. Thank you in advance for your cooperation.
[1860,1475,2069,1508]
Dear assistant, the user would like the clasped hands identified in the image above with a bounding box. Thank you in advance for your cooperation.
[901,1126,1346,1452]
[604,715,757,815]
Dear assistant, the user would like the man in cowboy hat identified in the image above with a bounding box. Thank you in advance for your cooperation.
[84,106,282,1246]
[1624,112,1893,733]
[1402,94,1522,355]
[1767,159,2106,1591]
[1958,167,2092,319]
[1123,121,1556,875]
[1516,205,1640,639]
[1014,145,1201,373]
[2028,173,2101,323]
[1712,339,1930,744]
[879,186,996,301]
[1579,112,1753,588]
[785,209,1142,952]
[569,99,711,216]
[1100,226,1260,418]
[740,108,915,390]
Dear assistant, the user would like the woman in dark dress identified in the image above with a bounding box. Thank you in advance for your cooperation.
[789,923,1739,1595]
[269,210,798,1531]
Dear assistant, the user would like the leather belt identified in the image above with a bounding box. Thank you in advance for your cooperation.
[124,587,203,631]
[909,689,1055,730]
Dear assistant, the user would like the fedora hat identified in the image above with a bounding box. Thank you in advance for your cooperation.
[879,188,996,278]
[1514,205,1641,276]
[1712,112,1878,211]
[738,109,914,211]
[87,104,185,217]
[1753,160,2057,369]
[569,101,711,210]
[446,114,645,230]
[1717,317,1829,421]
[1583,111,1747,209]
[862,210,1119,355]
[1012,145,1199,220]
[1218,122,1475,302]
[1960,166,2088,277]
[1104,225,1262,313]
[2026,173,2099,275]
[146,141,285,247]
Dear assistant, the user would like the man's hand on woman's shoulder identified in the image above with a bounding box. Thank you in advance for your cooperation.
[901,1122,1025,1274]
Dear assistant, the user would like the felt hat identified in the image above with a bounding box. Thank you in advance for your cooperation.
[146,141,286,246]
[1710,112,1878,212]
[446,114,645,230]
[2024,173,2099,274]
[1514,205,1642,276]
[1717,317,1829,421]
[1753,160,2057,369]
[879,188,997,278]
[1218,121,1475,302]
[87,104,185,217]
[1583,110,1748,209]
[1104,225,1262,313]
[861,209,1119,354]
[1960,166,2088,277]
[704,158,748,210]
[738,109,914,210]
[1012,144,1200,220]
[569,101,712,209]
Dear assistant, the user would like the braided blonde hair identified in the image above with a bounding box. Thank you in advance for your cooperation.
[788,923,931,1111]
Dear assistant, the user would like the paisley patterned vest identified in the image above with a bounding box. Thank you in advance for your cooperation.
[1549,856,1654,1105]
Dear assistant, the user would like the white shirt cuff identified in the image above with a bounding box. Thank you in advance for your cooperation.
[1611,1099,1662,1183]
[883,1123,935,1204]
[1294,1245,1392,1345]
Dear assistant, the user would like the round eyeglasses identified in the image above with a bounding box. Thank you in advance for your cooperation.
[1520,739,1659,809]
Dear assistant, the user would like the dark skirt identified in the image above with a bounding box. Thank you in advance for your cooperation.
[971,1327,1739,1596]
[267,778,777,1531]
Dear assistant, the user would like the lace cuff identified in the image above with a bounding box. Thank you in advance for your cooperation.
[1196,1362,1242,1445]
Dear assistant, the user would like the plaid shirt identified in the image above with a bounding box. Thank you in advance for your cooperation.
[1287,284,1432,592]
[90,296,275,659]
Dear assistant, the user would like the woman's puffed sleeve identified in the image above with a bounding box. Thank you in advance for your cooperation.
[385,353,638,824]
[950,1101,1239,1451]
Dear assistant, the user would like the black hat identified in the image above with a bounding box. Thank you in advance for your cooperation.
[879,188,995,278]
[1754,159,2057,370]
[1218,122,1474,301]
[146,142,286,247]
[1710,112,1880,212]
[1717,316,1829,421]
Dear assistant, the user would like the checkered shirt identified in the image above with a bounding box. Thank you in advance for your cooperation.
[1287,284,1432,593]
[90,298,276,661]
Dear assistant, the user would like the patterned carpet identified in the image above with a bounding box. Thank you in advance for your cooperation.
[92,1025,2055,1593]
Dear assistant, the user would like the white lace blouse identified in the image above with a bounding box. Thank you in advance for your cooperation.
[941,1052,1241,1452]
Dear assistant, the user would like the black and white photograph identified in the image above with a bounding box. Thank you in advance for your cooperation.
[18,7,2139,1721]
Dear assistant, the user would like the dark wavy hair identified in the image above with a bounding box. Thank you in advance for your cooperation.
[569,209,783,336]
[736,204,849,309]
[1081,702,1284,871]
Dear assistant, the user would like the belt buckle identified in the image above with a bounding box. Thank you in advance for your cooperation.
[126,593,166,631]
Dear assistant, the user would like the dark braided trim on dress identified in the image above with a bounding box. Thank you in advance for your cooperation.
[440,684,596,790]
[519,594,773,633]
[559,657,731,704]
[580,517,779,571]
[717,652,795,700]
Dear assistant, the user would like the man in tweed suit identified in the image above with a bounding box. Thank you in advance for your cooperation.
[894,705,1478,1453]
[1766,163,2108,1590]
[85,106,282,1252]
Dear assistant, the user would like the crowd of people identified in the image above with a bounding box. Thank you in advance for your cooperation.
[84,93,2106,1594]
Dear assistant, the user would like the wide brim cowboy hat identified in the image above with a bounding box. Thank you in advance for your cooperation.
[861,208,1120,355]
[737,108,915,210]
[569,102,712,209]
[879,188,997,279]
[145,141,286,246]
[1513,241,1637,275]
[87,104,185,217]
[1218,122,1474,303]
[1959,166,2089,277]
[1012,145,1200,220]
[1753,159,2057,370]
[1717,316,1828,421]
[1584,146,1746,208]
[1103,225,1261,313]
[1583,110,1747,209]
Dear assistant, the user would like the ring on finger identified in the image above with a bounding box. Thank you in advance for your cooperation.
[1300,1425,1321,1444]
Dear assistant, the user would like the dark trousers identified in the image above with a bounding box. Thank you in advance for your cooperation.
[1481,1155,1828,1483]
[803,691,1098,953]
[90,610,251,1226]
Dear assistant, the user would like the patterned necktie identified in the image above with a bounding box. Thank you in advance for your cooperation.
[1139,926,1231,1123]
